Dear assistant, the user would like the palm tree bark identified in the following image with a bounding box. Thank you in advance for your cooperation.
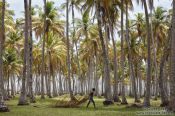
[121,0,128,104]
[159,29,171,107]
[18,0,29,105]
[110,24,120,102]
[96,0,112,101]
[28,0,35,103]
[169,0,175,111]
[41,0,46,99]
[125,2,140,103]
[0,0,8,110]
[66,0,74,101]
[143,0,151,107]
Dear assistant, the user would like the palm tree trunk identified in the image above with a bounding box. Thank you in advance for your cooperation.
[18,0,29,105]
[143,0,151,107]
[125,2,139,103]
[96,0,112,101]
[59,69,63,95]
[110,24,120,102]
[41,0,46,99]
[28,0,35,103]
[169,0,175,111]
[159,29,170,107]
[121,0,127,104]
[0,0,7,107]
[66,0,74,101]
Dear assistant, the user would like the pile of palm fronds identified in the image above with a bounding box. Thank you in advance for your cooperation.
[55,95,88,108]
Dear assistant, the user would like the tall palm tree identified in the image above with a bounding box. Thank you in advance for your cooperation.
[40,0,46,99]
[18,0,29,105]
[120,0,128,104]
[66,0,74,100]
[28,0,35,103]
[0,0,8,110]
[142,0,152,107]
[169,0,175,112]
[125,0,140,103]
[96,0,112,101]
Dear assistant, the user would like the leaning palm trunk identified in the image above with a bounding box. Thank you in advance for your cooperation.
[169,0,175,111]
[143,0,152,107]
[121,0,127,104]
[18,0,29,105]
[96,0,112,101]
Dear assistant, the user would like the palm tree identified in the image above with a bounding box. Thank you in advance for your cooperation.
[0,0,8,111]
[125,0,140,103]
[40,0,46,99]
[96,0,112,101]
[28,0,35,103]
[66,0,74,100]
[120,0,128,104]
[142,0,152,107]
[18,0,29,105]
[169,0,175,112]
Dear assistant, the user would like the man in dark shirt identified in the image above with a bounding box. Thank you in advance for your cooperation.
[86,88,96,108]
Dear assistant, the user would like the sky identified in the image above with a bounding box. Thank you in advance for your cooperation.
[6,0,172,20]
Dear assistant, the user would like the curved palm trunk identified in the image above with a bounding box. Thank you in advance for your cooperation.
[66,0,74,100]
[96,0,112,101]
[169,0,175,111]
[18,0,29,105]
[121,0,127,104]
[41,0,46,99]
[143,0,151,107]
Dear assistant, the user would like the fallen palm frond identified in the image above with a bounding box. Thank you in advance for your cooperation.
[55,95,88,108]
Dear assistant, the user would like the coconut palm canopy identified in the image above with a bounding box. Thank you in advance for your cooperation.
[0,0,175,115]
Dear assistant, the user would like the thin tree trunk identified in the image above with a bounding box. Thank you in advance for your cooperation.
[125,2,139,103]
[169,0,175,111]
[66,0,74,101]
[96,0,112,101]
[18,0,29,105]
[143,0,151,107]
[0,0,7,107]
[41,0,46,99]
[110,24,120,102]
[121,0,127,104]
[159,29,171,107]
[28,0,35,103]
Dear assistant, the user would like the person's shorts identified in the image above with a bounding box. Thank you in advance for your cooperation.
[89,97,94,102]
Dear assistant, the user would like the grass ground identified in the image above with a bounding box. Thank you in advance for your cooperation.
[0,95,174,116]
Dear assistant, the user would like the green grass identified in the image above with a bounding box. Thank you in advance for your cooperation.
[0,96,174,116]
